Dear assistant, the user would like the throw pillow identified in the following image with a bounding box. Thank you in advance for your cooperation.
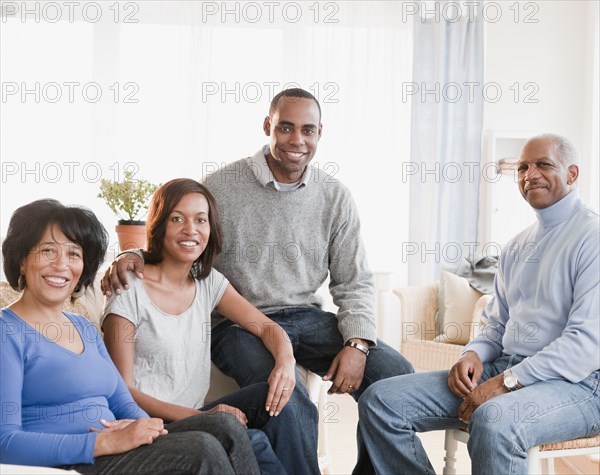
[433,271,483,345]
[434,254,499,335]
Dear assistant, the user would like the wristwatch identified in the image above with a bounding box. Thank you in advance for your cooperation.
[345,341,370,356]
[503,369,519,391]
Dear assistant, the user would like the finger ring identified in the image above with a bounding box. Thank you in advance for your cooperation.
[282,387,290,391]
[348,384,353,389]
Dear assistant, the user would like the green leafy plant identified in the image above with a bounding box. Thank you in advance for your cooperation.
[98,170,159,224]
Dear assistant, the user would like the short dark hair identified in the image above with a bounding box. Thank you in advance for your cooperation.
[144,178,223,280]
[2,199,109,293]
[269,88,322,120]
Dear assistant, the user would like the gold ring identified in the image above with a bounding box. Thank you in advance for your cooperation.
[282,387,290,391]
[348,384,354,389]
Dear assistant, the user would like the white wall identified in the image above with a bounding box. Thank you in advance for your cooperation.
[383,0,599,343]
[1,1,597,290]
[0,2,413,281]
[481,0,599,239]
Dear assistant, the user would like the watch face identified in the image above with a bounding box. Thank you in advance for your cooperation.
[504,372,518,388]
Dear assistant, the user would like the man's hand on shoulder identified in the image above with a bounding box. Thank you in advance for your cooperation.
[323,338,370,395]
[101,250,145,296]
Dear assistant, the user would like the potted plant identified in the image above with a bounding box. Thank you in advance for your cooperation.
[98,170,159,251]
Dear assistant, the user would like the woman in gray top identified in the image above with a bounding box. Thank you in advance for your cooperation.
[102,179,309,475]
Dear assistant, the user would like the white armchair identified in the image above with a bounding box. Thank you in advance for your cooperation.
[393,281,492,371]
[394,282,464,371]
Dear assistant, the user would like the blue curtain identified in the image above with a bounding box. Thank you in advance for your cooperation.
[407,4,484,284]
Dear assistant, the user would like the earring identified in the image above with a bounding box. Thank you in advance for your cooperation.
[72,283,84,299]
[17,274,26,291]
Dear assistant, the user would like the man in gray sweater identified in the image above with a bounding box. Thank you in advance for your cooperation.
[104,88,414,473]
[207,88,414,466]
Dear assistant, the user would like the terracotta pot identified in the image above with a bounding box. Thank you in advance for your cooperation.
[115,221,147,251]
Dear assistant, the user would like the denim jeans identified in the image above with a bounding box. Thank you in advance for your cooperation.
[202,383,287,475]
[354,355,600,475]
[62,411,259,475]
[247,429,287,475]
[212,306,415,475]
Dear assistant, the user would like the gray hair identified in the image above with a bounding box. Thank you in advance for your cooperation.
[529,133,578,166]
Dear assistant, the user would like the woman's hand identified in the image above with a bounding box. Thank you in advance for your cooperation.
[93,418,168,457]
[89,418,136,433]
[205,404,249,427]
[216,284,297,416]
[265,357,296,416]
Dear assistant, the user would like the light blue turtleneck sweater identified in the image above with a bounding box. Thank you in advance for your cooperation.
[466,190,599,385]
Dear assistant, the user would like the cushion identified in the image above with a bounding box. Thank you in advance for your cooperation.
[433,271,484,345]
[472,294,493,324]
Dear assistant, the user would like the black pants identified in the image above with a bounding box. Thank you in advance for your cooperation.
[61,411,260,475]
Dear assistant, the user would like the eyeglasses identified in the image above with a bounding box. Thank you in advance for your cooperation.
[516,161,557,174]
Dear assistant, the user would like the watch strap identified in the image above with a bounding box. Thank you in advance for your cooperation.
[345,341,370,356]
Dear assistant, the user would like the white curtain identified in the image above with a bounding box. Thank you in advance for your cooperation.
[407,4,484,284]
[0,1,413,273]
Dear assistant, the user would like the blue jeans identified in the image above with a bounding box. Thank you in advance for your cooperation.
[354,355,600,475]
[247,429,286,475]
[202,383,288,475]
[212,306,415,475]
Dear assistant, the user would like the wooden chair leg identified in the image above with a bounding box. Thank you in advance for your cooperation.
[304,370,333,474]
[543,457,555,475]
[527,445,541,474]
[317,378,332,474]
[443,430,459,475]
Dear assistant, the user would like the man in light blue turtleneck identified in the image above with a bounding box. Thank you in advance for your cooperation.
[354,133,600,475]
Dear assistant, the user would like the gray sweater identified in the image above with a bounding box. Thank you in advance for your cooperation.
[204,147,376,344]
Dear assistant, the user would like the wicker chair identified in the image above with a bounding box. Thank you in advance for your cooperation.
[394,282,468,371]
[444,428,600,474]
